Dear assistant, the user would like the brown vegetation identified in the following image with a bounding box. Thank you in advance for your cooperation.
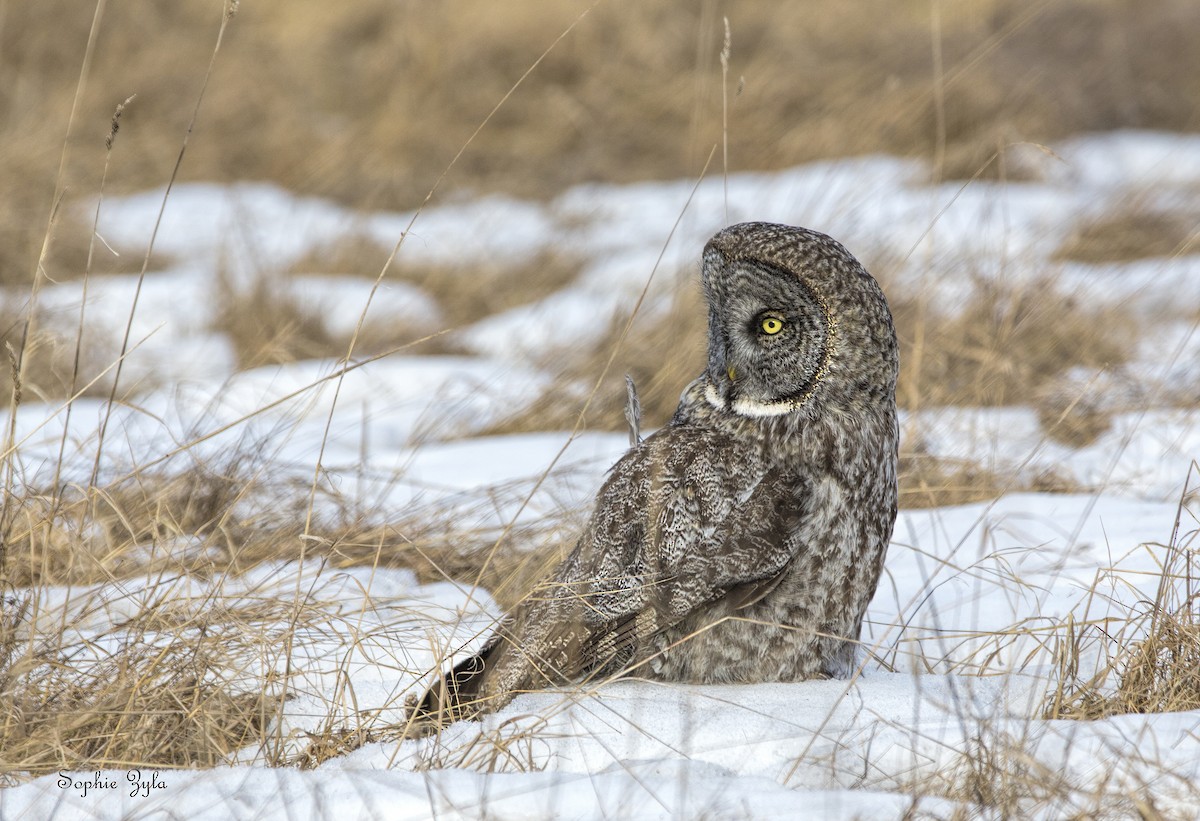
[1055,203,1200,263]
[1034,387,1114,448]
[216,233,584,367]
[482,276,708,435]
[892,273,1137,410]
[213,272,341,369]
[0,623,277,773]
[1046,498,1200,720]
[5,0,1200,285]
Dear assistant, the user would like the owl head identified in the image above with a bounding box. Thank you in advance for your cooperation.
[700,222,898,418]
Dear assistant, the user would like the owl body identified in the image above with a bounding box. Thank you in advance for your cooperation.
[413,222,898,723]
[644,376,896,684]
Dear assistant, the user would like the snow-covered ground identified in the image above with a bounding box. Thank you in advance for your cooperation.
[3,131,1200,819]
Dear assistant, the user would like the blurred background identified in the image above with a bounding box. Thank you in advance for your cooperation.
[3,0,1198,287]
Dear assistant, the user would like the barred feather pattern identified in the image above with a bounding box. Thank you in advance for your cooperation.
[411,222,899,725]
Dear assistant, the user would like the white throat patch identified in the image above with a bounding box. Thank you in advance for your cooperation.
[705,383,796,417]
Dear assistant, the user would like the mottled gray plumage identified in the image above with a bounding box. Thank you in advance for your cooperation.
[412,222,899,724]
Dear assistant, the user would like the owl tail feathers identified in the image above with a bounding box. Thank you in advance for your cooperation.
[405,619,580,733]
[405,646,506,731]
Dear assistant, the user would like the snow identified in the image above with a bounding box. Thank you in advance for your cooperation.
[1052,130,1200,190]
[91,183,557,278]
[286,275,442,339]
[8,485,1200,819]
[902,406,1200,501]
[5,765,965,820]
[2,355,553,497]
[3,130,1200,819]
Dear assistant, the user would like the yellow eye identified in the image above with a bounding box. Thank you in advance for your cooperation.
[760,317,784,335]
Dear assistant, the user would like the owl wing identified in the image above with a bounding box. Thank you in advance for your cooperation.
[579,428,810,674]
[409,425,809,724]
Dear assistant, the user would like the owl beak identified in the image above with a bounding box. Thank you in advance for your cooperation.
[727,365,737,382]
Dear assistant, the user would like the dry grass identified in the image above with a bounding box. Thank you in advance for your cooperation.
[0,463,292,775]
[334,525,572,614]
[1047,603,1200,721]
[0,310,79,404]
[0,458,299,589]
[0,209,173,291]
[0,616,278,774]
[283,233,578,313]
[0,448,575,776]
[913,726,1178,819]
[0,291,122,405]
[0,225,175,403]
[897,451,1081,509]
[1055,203,1200,264]
[892,273,1138,410]
[286,233,584,334]
[5,0,1200,286]
[390,251,584,334]
[204,231,586,367]
[0,459,316,776]
[1113,617,1200,714]
[213,272,341,370]
[1034,388,1115,448]
[931,733,1073,818]
[281,232,400,280]
[211,267,446,369]
[483,279,708,435]
[1046,484,1200,721]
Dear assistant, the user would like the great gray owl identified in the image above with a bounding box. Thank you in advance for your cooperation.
[411,222,898,725]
